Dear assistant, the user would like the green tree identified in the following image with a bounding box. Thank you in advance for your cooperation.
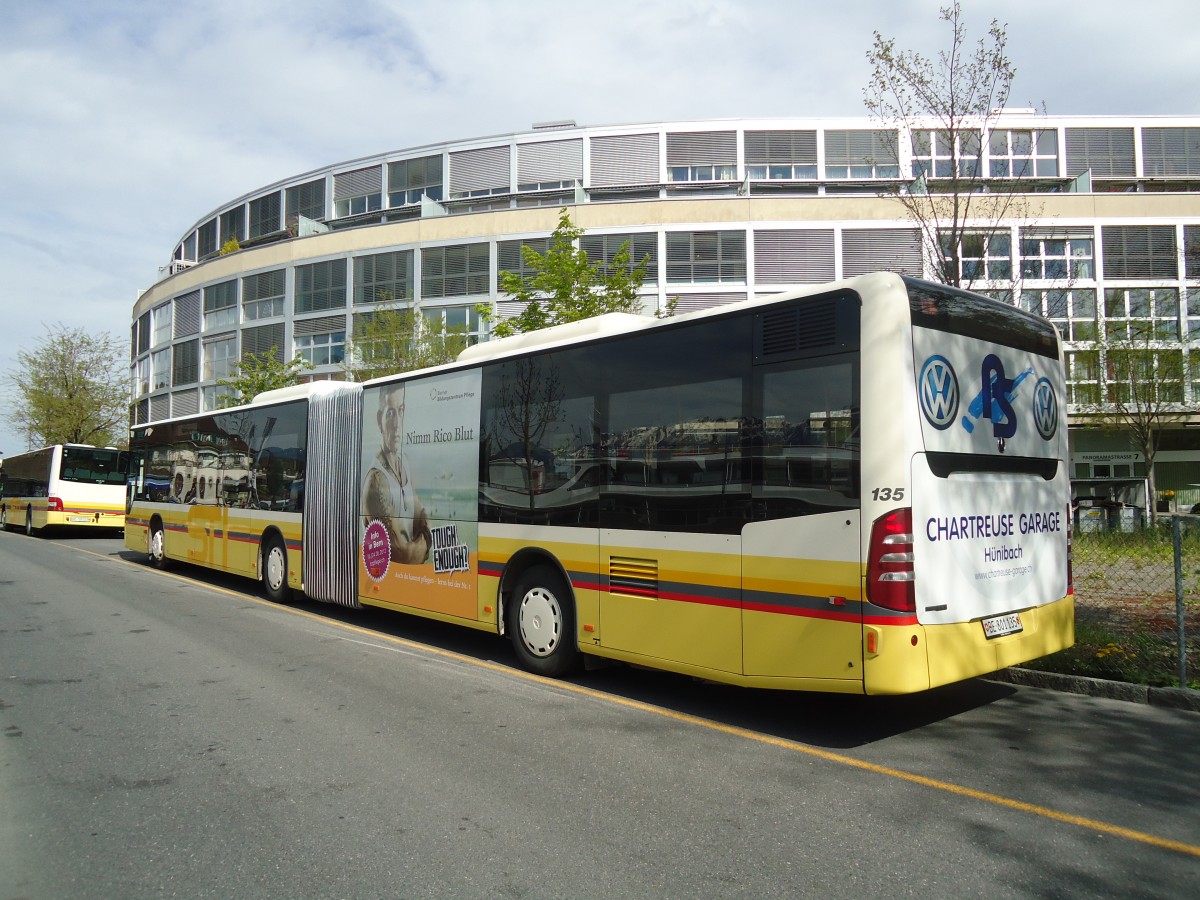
[216,346,310,407]
[481,208,653,338]
[343,306,468,382]
[1080,323,1189,525]
[865,2,1034,290]
[7,324,127,448]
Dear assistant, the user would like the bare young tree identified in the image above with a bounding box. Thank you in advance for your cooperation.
[865,1,1036,290]
[1080,323,1189,525]
[8,324,128,448]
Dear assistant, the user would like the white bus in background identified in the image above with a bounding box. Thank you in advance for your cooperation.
[1,444,128,535]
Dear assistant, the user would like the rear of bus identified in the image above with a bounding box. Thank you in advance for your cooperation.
[861,275,1072,694]
[50,445,128,529]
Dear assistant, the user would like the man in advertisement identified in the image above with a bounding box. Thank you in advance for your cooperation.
[361,382,432,565]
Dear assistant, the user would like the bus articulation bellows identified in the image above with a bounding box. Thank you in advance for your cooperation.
[124,272,1073,694]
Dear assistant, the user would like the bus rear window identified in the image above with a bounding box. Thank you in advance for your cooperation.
[904,277,1059,359]
[60,447,128,485]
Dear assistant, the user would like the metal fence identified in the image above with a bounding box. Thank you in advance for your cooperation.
[1068,516,1200,688]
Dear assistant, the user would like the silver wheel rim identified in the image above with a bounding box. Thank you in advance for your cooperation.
[518,586,562,658]
[150,527,164,561]
[26,513,32,535]
[266,544,286,592]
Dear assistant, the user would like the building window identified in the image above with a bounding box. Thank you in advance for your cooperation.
[940,231,1011,281]
[151,349,171,392]
[152,303,172,346]
[988,129,1058,177]
[286,178,326,223]
[666,131,737,182]
[295,330,346,366]
[295,260,347,313]
[422,243,490,298]
[242,269,285,321]
[912,129,982,178]
[666,231,746,283]
[1020,230,1094,280]
[1141,128,1200,177]
[745,130,818,180]
[1104,287,1180,341]
[219,207,244,246]
[355,250,414,304]
[579,232,659,285]
[497,238,551,282]
[202,337,237,382]
[173,339,199,387]
[249,192,281,239]
[333,166,383,218]
[1184,225,1200,278]
[201,385,236,412]
[1065,128,1136,177]
[389,155,444,207]
[197,218,218,258]
[1106,349,1184,404]
[422,304,486,344]
[824,129,899,179]
[1020,289,1097,342]
[203,280,238,331]
[134,357,150,397]
[1066,350,1101,404]
[1102,226,1178,279]
[517,139,583,192]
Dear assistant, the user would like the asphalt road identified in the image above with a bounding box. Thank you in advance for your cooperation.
[2,529,1198,898]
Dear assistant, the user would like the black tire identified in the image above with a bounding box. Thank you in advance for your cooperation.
[148,520,168,569]
[508,565,581,677]
[261,535,292,603]
[0,505,8,532]
[25,509,35,537]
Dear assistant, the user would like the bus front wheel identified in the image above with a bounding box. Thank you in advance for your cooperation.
[148,521,168,569]
[25,509,36,537]
[508,565,581,677]
[0,505,8,531]
[261,535,292,603]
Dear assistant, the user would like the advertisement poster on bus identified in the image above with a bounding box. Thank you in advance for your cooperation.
[911,326,1069,626]
[359,369,482,619]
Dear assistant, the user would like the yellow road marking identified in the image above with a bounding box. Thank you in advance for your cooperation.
[73,541,1200,859]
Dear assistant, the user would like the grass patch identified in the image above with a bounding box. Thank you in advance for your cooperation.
[1021,619,1198,689]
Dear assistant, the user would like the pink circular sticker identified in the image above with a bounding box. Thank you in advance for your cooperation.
[363,520,390,581]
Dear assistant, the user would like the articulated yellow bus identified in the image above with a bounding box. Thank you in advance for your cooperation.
[1,444,128,534]
[125,272,1073,694]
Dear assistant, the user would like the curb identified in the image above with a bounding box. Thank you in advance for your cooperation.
[985,667,1200,712]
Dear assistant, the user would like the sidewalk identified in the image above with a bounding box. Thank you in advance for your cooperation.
[987,667,1200,712]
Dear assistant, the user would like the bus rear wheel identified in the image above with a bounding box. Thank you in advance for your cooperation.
[25,509,36,537]
[0,505,8,531]
[508,565,581,677]
[261,535,292,603]
[148,521,168,569]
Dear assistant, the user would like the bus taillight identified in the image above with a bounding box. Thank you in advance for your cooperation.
[867,507,915,612]
[47,496,63,512]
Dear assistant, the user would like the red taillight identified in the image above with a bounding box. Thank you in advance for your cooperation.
[868,507,916,612]
[47,496,64,512]
[1066,503,1074,595]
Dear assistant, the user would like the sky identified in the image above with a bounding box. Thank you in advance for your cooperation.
[1,0,1197,458]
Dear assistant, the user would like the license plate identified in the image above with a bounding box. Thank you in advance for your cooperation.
[68,516,91,523]
[982,612,1023,639]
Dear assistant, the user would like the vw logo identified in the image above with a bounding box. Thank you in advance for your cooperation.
[918,355,959,430]
[1033,377,1058,440]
